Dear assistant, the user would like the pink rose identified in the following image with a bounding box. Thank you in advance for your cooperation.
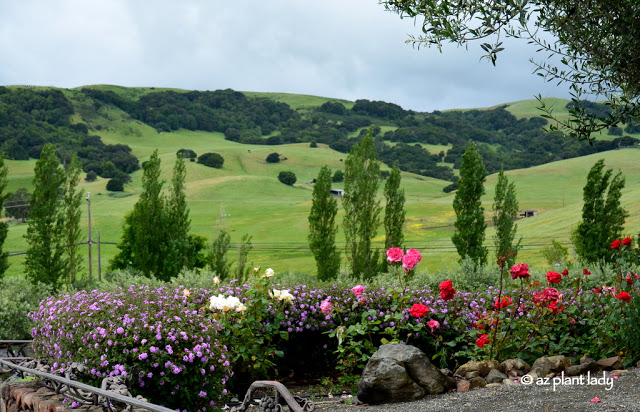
[427,319,440,332]
[402,249,422,270]
[386,247,404,263]
[351,285,366,296]
[320,299,333,316]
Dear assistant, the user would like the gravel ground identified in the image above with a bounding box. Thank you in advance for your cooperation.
[300,368,640,412]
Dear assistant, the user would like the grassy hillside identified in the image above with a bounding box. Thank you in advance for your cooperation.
[3,87,639,280]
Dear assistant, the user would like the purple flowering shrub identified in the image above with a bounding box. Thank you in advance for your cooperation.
[29,286,232,411]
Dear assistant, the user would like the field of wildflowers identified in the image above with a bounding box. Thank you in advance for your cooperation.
[27,240,640,411]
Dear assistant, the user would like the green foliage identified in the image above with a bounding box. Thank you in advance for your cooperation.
[0,277,53,339]
[4,188,30,221]
[0,155,8,278]
[85,170,98,182]
[492,169,521,268]
[62,155,83,284]
[24,144,68,291]
[382,0,640,142]
[277,171,296,186]
[452,142,488,266]
[110,151,202,280]
[235,234,253,282]
[208,229,232,280]
[308,166,341,281]
[332,169,344,183]
[177,148,197,159]
[540,239,570,267]
[106,178,124,191]
[197,152,224,168]
[343,130,382,281]
[383,164,405,255]
[572,159,628,263]
[266,152,280,163]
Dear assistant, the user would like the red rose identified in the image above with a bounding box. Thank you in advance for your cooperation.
[509,263,530,280]
[546,271,562,284]
[547,301,564,314]
[616,291,632,303]
[611,240,621,250]
[386,247,404,263]
[626,276,634,285]
[408,303,430,318]
[593,288,601,294]
[583,269,591,275]
[622,237,632,247]
[439,280,456,301]
[562,269,569,276]
[494,296,512,309]
[475,334,490,348]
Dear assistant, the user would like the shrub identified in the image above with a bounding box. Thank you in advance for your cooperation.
[332,170,344,183]
[197,152,224,169]
[177,148,197,159]
[310,141,318,148]
[85,170,98,182]
[0,277,53,339]
[278,171,296,186]
[106,178,124,192]
[266,153,280,163]
[29,287,232,410]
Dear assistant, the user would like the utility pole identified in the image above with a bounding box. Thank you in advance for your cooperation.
[86,192,93,281]
[97,231,101,282]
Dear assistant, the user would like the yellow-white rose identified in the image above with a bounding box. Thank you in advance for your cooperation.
[264,268,275,278]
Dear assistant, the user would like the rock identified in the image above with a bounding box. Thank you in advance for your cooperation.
[532,356,571,373]
[486,383,502,388]
[454,360,502,379]
[357,344,456,404]
[523,370,539,382]
[440,368,453,377]
[469,377,486,389]
[580,356,595,365]
[610,370,629,376]
[464,371,481,379]
[457,380,470,393]
[597,356,624,371]
[566,359,601,376]
[486,369,508,384]
[503,378,519,386]
[501,358,531,378]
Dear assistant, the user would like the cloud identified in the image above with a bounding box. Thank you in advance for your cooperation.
[0,0,572,111]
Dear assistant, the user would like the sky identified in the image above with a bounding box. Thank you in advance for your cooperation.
[0,0,573,112]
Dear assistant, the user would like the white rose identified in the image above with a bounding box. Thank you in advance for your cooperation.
[213,276,220,285]
[264,268,275,278]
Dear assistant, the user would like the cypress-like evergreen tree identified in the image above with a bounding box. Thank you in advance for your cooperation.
[384,164,406,251]
[165,154,191,275]
[343,130,381,281]
[572,159,628,263]
[452,142,488,265]
[492,168,521,268]
[25,144,67,290]
[308,165,341,281]
[62,154,83,284]
[0,155,8,278]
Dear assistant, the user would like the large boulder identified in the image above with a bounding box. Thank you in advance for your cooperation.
[357,344,456,404]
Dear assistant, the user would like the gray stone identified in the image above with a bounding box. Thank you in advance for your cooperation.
[357,344,456,404]
[610,369,629,376]
[440,368,453,377]
[469,377,486,389]
[486,369,508,384]
[454,360,502,379]
[464,370,480,379]
[532,355,571,374]
[597,356,624,371]
[485,383,502,388]
[503,378,519,386]
[501,358,531,378]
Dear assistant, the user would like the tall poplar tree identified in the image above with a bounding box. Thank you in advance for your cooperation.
[452,142,488,265]
[308,165,340,281]
[25,144,67,290]
[492,168,521,268]
[572,159,628,263]
[383,164,405,272]
[343,130,381,281]
[165,154,191,275]
[0,155,8,278]
[63,155,83,284]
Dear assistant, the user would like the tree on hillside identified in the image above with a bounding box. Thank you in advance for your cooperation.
[308,166,341,281]
[383,164,405,270]
[572,159,628,263]
[208,207,233,281]
[278,171,297,186]
[235,234,253,282]
[25,144,67,290]
[266,153,281,163]
[452,142,488,266]
[4,189,30,222]
[492,168,521,268]
[62,155,83,284]
[197,152,224,169]
[381,0,640,142]
[0,155,9,278]
[343,130,382,281]
[164,154,193,276]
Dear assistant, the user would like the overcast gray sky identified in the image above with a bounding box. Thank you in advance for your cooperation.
[0,0,572,112]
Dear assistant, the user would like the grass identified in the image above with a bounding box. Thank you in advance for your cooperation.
[3,90,640,280]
